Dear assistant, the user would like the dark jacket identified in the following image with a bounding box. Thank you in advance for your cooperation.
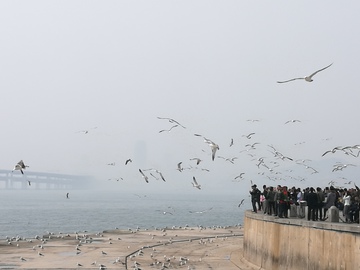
[250,188,261,201]
[306,192,318,208]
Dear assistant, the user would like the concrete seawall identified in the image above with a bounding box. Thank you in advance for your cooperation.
[243,210,360,270]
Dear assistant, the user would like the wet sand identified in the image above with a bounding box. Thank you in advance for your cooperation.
[0,226,258,269]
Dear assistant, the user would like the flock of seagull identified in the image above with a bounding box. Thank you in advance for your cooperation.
[11,62,360,201]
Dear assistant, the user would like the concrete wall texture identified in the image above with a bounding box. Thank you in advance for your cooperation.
[243,211,360,270]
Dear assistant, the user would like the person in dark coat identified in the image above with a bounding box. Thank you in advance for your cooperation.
[306,187,318,221]
[249,184,261,213]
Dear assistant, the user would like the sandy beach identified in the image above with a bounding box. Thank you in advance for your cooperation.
[0,226,258,270]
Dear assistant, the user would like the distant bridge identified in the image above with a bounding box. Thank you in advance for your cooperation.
[0,170,93,190]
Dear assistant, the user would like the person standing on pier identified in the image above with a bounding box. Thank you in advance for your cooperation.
[250,184,261,213]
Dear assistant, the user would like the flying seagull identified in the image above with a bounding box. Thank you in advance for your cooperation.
[189,207,213,214]
[139,169,149,183]
[285,119,301,124]
[234,173,245,180]
[238,199,245,208]
[144,168,166,182]
[177,162,183,172]
[194,134,219,161]
[76,127,98,134]
[277,63,333,83]
[125,159,132,165]
[159,124,179,133]
[157,117,186,129]
[192,176,201,190]
[190,158,202,165]
[242,132,255,139]
[229,138,234,147]
[12,160,28,174]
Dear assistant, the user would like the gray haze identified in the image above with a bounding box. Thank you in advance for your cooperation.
[1,1,360,194]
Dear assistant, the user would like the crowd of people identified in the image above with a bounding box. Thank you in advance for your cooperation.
[249,183,360,223]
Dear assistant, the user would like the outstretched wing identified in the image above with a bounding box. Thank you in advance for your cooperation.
[308,63,333,79]
[277,77,304,83]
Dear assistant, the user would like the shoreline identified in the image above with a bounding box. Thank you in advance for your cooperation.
[0,225,258,269]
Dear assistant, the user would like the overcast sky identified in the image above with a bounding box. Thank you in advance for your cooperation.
[1,1,360,194]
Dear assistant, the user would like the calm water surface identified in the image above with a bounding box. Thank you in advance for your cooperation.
[0,189,248,239]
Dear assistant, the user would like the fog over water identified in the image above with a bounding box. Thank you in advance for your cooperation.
[1,1,360,198]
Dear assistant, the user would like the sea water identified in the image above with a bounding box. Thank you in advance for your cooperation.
[0,189,248,239]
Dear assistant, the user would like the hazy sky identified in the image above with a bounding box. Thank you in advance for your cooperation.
[1,1,360,194]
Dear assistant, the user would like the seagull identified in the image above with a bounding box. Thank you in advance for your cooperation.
[107,162,115,166]
[277,63,333,83]
[159,124,179,133]
[27,180,31,186]
[157,171,166,182]
[144,168,166,182]
[76,127,98,134]
[206,140,220,161]
[247,119,260,122]
[332,163,356,172]
[229,138,234,147]
[245,142,260,149]
[66,193,69,199]
[139,169,149,183]
[218,156,237,164]
[190,158,202,165]
[125,159,132,165]
[285,119,301,124]
[192,177,201,190]
[12,160,28,174]
[238,199,245,207]
[157,117,186,128]
[177,162,183,172]
[322,146,345,157]
[194,134,219,161]
[242,133,255,139]
[234,173,245,180]
[189,207,212,214]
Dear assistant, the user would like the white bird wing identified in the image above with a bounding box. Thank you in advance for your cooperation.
[18,160,26,168]
[211,144,219,161]
[177,162,182,171]
[139,169,149,183]
[308,63,333,79]
[158,172,166,182]
[277,77,305,83]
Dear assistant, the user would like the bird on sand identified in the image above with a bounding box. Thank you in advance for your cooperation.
[192,177,201,190]
[277,63,333,83]
[139,169,149,183]
[12,160,28,174]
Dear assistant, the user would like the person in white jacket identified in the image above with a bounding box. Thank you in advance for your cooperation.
[343,190,352,222]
